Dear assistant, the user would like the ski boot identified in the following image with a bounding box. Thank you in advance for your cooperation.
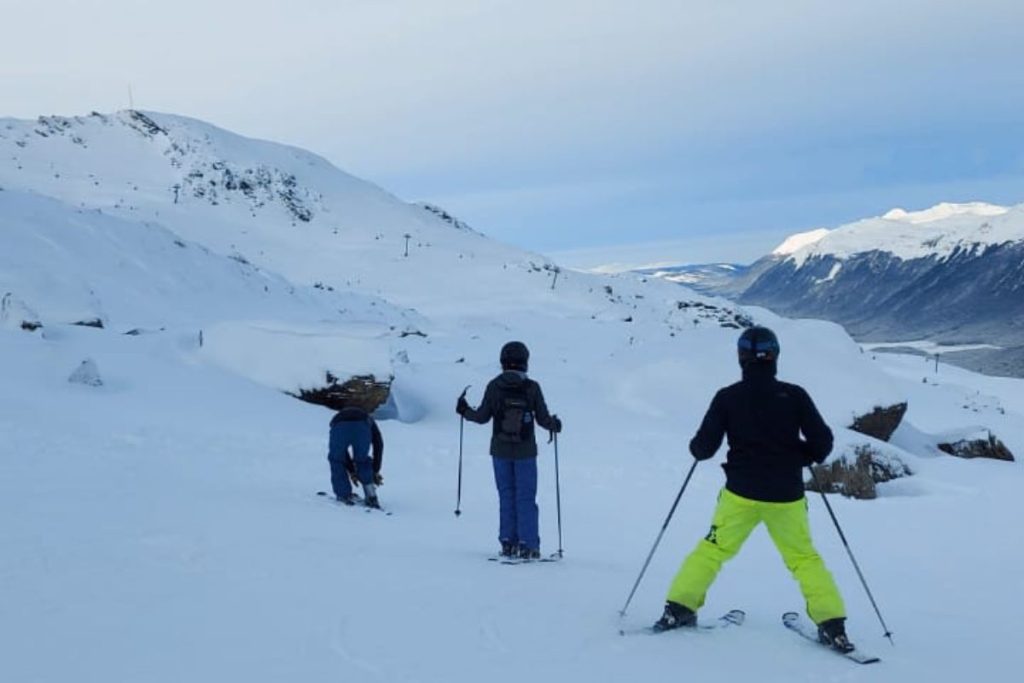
[817,618,855,653]
[363,483,381,509]
[499,541,517,558]
[518,546,541,560]
[652,601,697,632]
[337,493,359,506]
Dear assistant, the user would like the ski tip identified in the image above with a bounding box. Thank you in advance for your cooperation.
[315,491,327,496]
[781,611,799,624]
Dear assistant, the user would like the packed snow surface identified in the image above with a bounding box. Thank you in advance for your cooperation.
[1,111,1022,683]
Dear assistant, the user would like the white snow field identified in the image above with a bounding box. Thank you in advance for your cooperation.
[1,112,1022,682]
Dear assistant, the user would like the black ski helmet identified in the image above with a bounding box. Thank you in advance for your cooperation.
[500,341,530,370]
[737,326,780,365]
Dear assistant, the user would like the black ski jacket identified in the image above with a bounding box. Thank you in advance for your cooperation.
[330,407,384,473]
[689,362,833,503]
[462,371,557,459]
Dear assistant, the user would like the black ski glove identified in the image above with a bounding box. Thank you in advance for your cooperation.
[550,415,563,434]
[800,440,827,466]
[456,395,469,416]
[688,439,716,461]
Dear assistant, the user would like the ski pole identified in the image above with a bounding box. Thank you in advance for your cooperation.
[808,467,895,645]
[619,460,699,618]
[455,385,470,517]
[553,429,563,558]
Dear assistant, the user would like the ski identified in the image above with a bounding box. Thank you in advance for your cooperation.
[315,491,392,516]
[619,609,745,636]
[781,612,879,664]
[488,552,562,565]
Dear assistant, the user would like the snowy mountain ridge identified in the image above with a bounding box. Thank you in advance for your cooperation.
[781,201,1021,267]
[633,200,1024,376]
[1,110,537,312]
[771,227,830,256]
[3,109,805,414]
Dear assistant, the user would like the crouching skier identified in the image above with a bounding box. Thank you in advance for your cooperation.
[328,405,384,509]
[653,326,855,653]
[457,341,562,560]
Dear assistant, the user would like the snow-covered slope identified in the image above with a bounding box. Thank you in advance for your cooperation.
[0,111,538,314]
[2,112,1022,682]
[0,188,415,330]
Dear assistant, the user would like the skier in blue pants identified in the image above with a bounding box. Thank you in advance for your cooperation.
[328,406,384,508]
[457,341,562,559]
[492,456,540,554]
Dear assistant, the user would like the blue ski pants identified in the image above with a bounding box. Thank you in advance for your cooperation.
[327,421,373,499]
[492,456,539,551]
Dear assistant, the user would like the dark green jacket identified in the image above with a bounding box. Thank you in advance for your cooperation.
[462,371,557,459]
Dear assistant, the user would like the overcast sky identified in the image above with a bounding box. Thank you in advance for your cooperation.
[3,0,1023,264]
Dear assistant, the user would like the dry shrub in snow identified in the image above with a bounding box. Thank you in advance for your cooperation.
[293,372,391,412]
[806,443,912,499]
[938,432,1015,462]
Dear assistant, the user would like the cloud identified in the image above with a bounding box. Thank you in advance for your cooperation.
[3,0,1023,253]
[7,1,1023,171]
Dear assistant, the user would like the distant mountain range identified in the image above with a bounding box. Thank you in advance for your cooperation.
[640,203,1024,377]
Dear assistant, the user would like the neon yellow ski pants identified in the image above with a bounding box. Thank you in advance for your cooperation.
[666,488,845,624]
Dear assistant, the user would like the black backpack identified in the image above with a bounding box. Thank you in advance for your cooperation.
[496,384,533,444]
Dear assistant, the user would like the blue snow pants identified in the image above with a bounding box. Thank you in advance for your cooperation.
[328,420,373,499]
[492,456,539,551]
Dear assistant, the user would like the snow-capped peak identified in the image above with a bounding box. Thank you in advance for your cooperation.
[783,201,1024,267]
[771,228,830,256]
[882,202,1009,225]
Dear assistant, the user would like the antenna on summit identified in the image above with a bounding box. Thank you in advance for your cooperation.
[128,84,135,111]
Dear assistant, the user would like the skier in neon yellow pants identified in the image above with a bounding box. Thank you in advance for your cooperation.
[666,488,844,623]
[653,326,855,653]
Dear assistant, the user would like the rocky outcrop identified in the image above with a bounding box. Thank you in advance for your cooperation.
[68,359,103,387]
[805,444,912,499]
[417,203,478,234]
[673,300,753,329]
[293,372,391,413]
[938,432,1015,461]
[1,293,42,332]
[848,403,908,442]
